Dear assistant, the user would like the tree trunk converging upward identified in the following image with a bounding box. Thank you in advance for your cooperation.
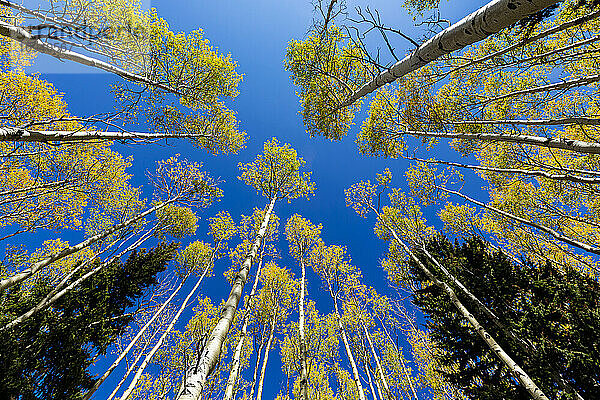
[362,324,391,399]
[223,243,267,400]
[178,197,277,400]
[120,258,212,400]
[332,297,367,400]
[0,196,180,292]
[83,270,187,400]
[373,206,550,400]
[0,20,177,94]
[337,0,561,109]
[0,127,219,144]
[256,317,276,400]
[298,257,310,400]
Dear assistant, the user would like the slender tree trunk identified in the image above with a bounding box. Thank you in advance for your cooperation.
[437,185,600,255]
[223,243,267,400]
[178,196,277,400]
[400,129,600,155]
[0,195,180,292]
[332,297,367,400]
[256,316,276,400]
[406,156,600,185]
[298,257,310,400]
[420,246,585,400]
[362,324,391,399]
[364,357,380,400]
[338,0,560,108]
[82,270,189,400]
[375,314,418,400]
[249,334,267,400]
[120,261,212,400]
[107,322,163,400]
[3,226,157,330]
[375,208,550,400]
[0,127,214,143]
[0,20,178,94]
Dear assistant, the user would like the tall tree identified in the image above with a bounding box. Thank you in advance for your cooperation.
[284,214,323,400]
[0,242,178,399]
[409,235,600,399]
[178,138,315,399]
[346,169,550,400]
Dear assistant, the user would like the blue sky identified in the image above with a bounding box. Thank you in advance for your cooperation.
[29,0,486,398]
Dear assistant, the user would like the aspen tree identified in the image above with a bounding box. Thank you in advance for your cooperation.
[284,214,323,400]
[178,138,315,399]
[84,211,235,399]
[224,209,280,400]
[310,244,368,400]
[346,170,550,400]
[0,155,221,300]
[287,0,563,139]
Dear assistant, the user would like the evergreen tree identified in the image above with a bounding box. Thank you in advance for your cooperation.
[0,242,178,400]
[409,235,600,399]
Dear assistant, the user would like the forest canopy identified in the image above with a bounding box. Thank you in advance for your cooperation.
[0,0,599,399]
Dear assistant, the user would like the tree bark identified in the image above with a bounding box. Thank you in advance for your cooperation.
[332,297,367,400]
[400,129,600,155]
[338,0,561,108]
[362,324,391,399]
[0,20,178,94]
[298,257,310,400]
[375,207,550,400]
[82,269,189,400]
[223,243,267,400]
[0,127,214,143]
[0,195,180,292]
[120,260,212,400]
[178,196,277,400]
[256,316,276,400]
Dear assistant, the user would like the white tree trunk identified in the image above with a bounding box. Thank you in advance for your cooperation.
[332,297,367,400]
[255,317,276,400]
[362,324,391,399]
[0,196,179,292]
[120,261,212,400]
[401,130,600,155]
[178,196,277,400]
[298,257,310,400]
[0,127,214,143]
[3,227,156,331]
[339,0,561,108]
[0,20,177,93]
[223,243,267,400]
[82,270,189,400]
[376,208,550,400]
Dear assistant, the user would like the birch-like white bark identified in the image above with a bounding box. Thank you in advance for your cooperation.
[255,316,276,400]
[298,257,310,400]
[82,271,189,400]
[405,156,600,185]
[401,130,600,155]
[0,195,179,292]
[178,196,277,400]
[107,321,164,400]
[420,246,585,400]
[3,226,156,330]
[374,207,550,400]
[120,262,211,400]
[338,0,561,108]
[0,20,177,93]
[438,185,600,255]
[362,324,391,399]
[0,127,213,143]
[332,296,367,400]
[222,243,267,400]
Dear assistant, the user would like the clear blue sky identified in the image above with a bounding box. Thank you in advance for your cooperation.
[31,0,484,398]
